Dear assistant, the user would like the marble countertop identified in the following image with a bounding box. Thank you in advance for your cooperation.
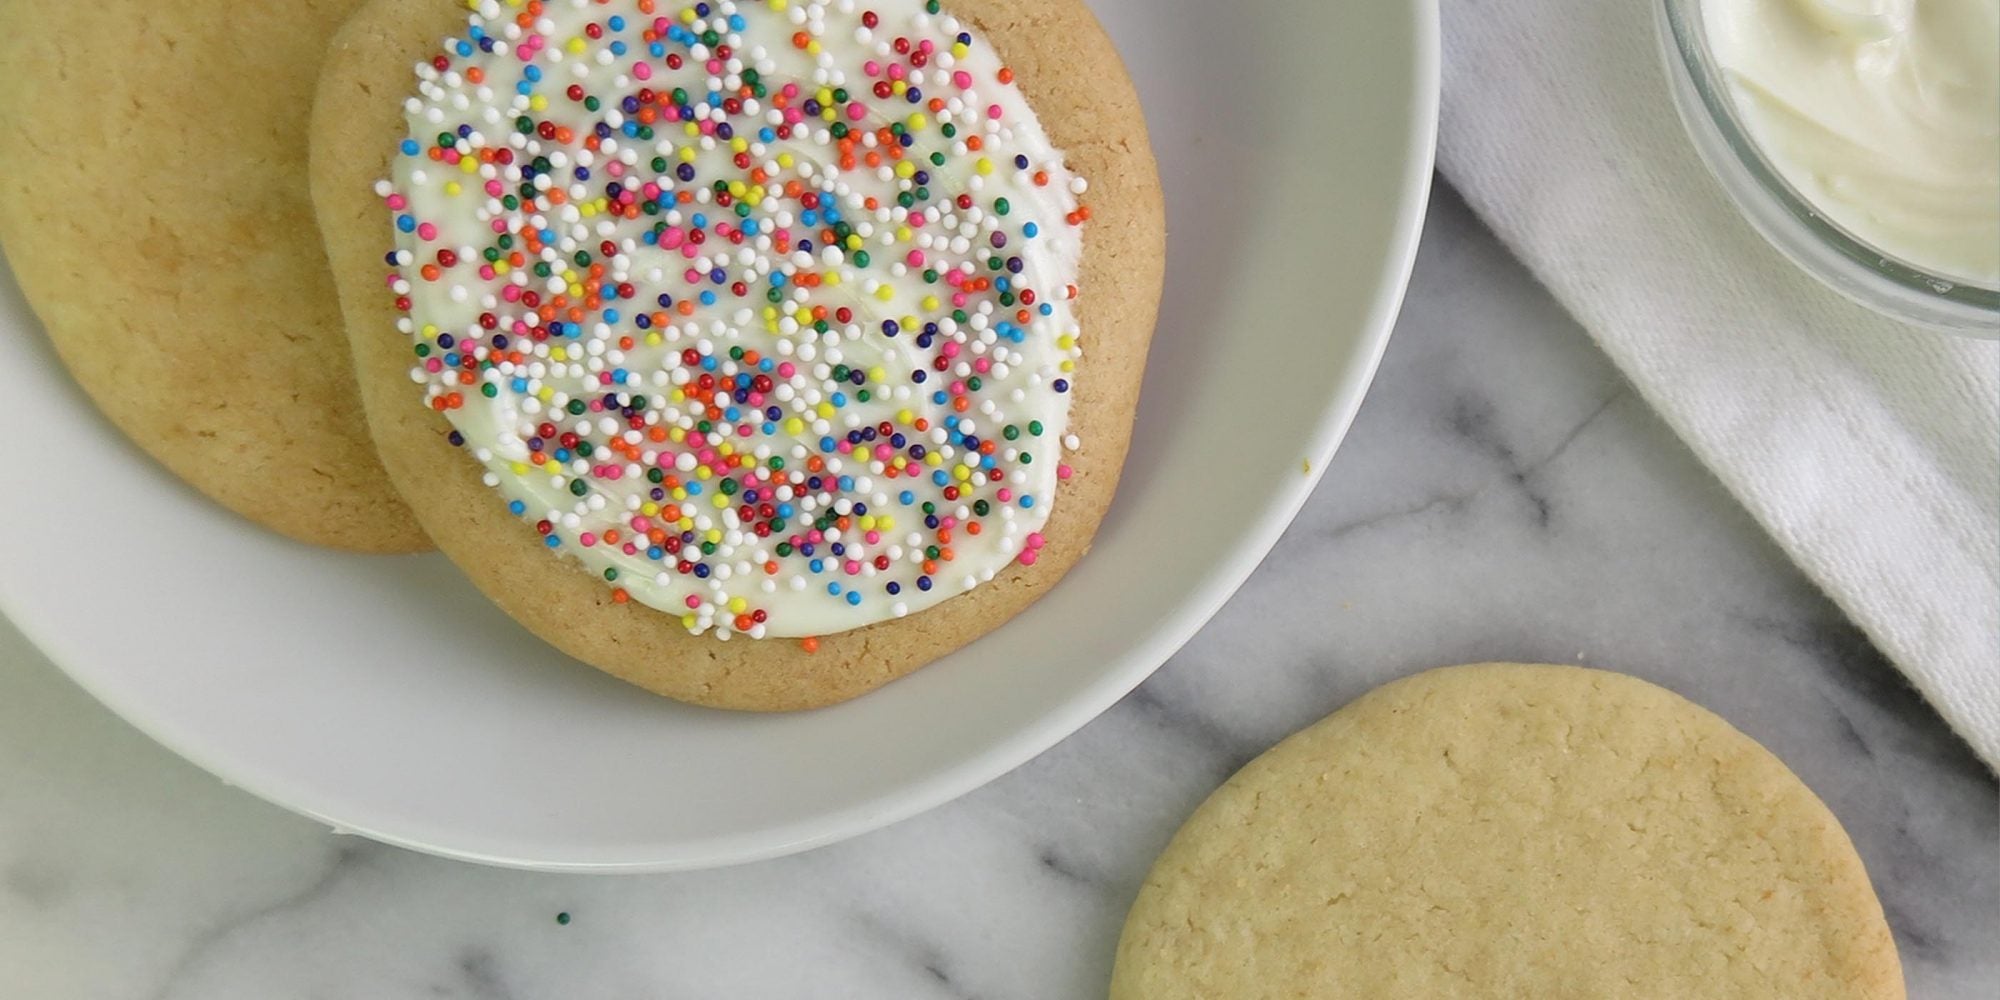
[3,189,1993,1000]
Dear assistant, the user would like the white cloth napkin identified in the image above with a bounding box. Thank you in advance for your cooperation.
[1436,0,2000,767]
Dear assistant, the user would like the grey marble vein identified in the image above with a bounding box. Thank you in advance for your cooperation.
[1,187,1993,1000]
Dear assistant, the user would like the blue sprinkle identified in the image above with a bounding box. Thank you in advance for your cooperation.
[846,591,863,606]
[508,500,527,515]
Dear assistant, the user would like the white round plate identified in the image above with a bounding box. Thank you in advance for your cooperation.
[0,0,1436,871]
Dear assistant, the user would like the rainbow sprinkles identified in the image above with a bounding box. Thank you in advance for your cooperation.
[378,0,1091,640]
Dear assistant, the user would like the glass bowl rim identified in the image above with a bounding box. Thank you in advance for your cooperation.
[1657,0,2000,322]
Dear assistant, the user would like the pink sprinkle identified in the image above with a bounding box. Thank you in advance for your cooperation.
[844,560,863,575]
[424,358,444,373]
[579,532,598,547]
[416,222,438,241]
[385,194,407,210]
[621,543,640,556]
[953,71,972,89]
[987,104,1004,119]
[864,60,882,77]
[633,62,653,81]
[1026,532,1046,549]
[1018,550,1039,566]
[997,488,1013,502]
[477,265,496,280]
[972,358,992,373]
[906,249,926,267]
[846,102,867,121]
[865,530,882,544]
[685,595,703,609]
[1057,464,1073,481]
[777,362,797,378]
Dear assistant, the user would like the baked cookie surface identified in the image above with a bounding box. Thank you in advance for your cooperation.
[0,0,425,552]
[1112,663,1904,1000]
[312,0,1163,708]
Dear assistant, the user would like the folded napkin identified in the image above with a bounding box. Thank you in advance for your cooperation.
[1436,0,2000,767]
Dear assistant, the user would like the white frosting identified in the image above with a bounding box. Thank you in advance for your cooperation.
[383,0,1088,639]
[1705,0,2000,285]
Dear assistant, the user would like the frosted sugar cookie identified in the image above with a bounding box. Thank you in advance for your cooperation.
[313,0,1163,707]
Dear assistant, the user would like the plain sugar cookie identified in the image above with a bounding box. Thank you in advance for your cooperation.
[0,0,425,552]
[1112,664,1904,1000]
[312,0,1163,709]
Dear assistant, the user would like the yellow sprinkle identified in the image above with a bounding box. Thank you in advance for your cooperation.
[642,502,660,516]
[896,408,914,424]
[868,367,887,383]
[566,37,587,54]
[784,417,806,435]
[729,597,749,613]
[537,387,554,402]
[510,461,529,475]
[444,181,463,196]
[644,332,663,347]
[551,347,568,361]
[1057,334,1076,350]
[924,453,943,467]
[975,157,994,176]
[528,94,547,112]
[921,295,941,311]
[695,466,713,481]
[874,285,895,302]
[894,161,917,179]
[816,402,835,419]
[777,152,796,169]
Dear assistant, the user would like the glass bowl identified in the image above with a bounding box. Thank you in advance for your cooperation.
[1656,0,2000,337]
